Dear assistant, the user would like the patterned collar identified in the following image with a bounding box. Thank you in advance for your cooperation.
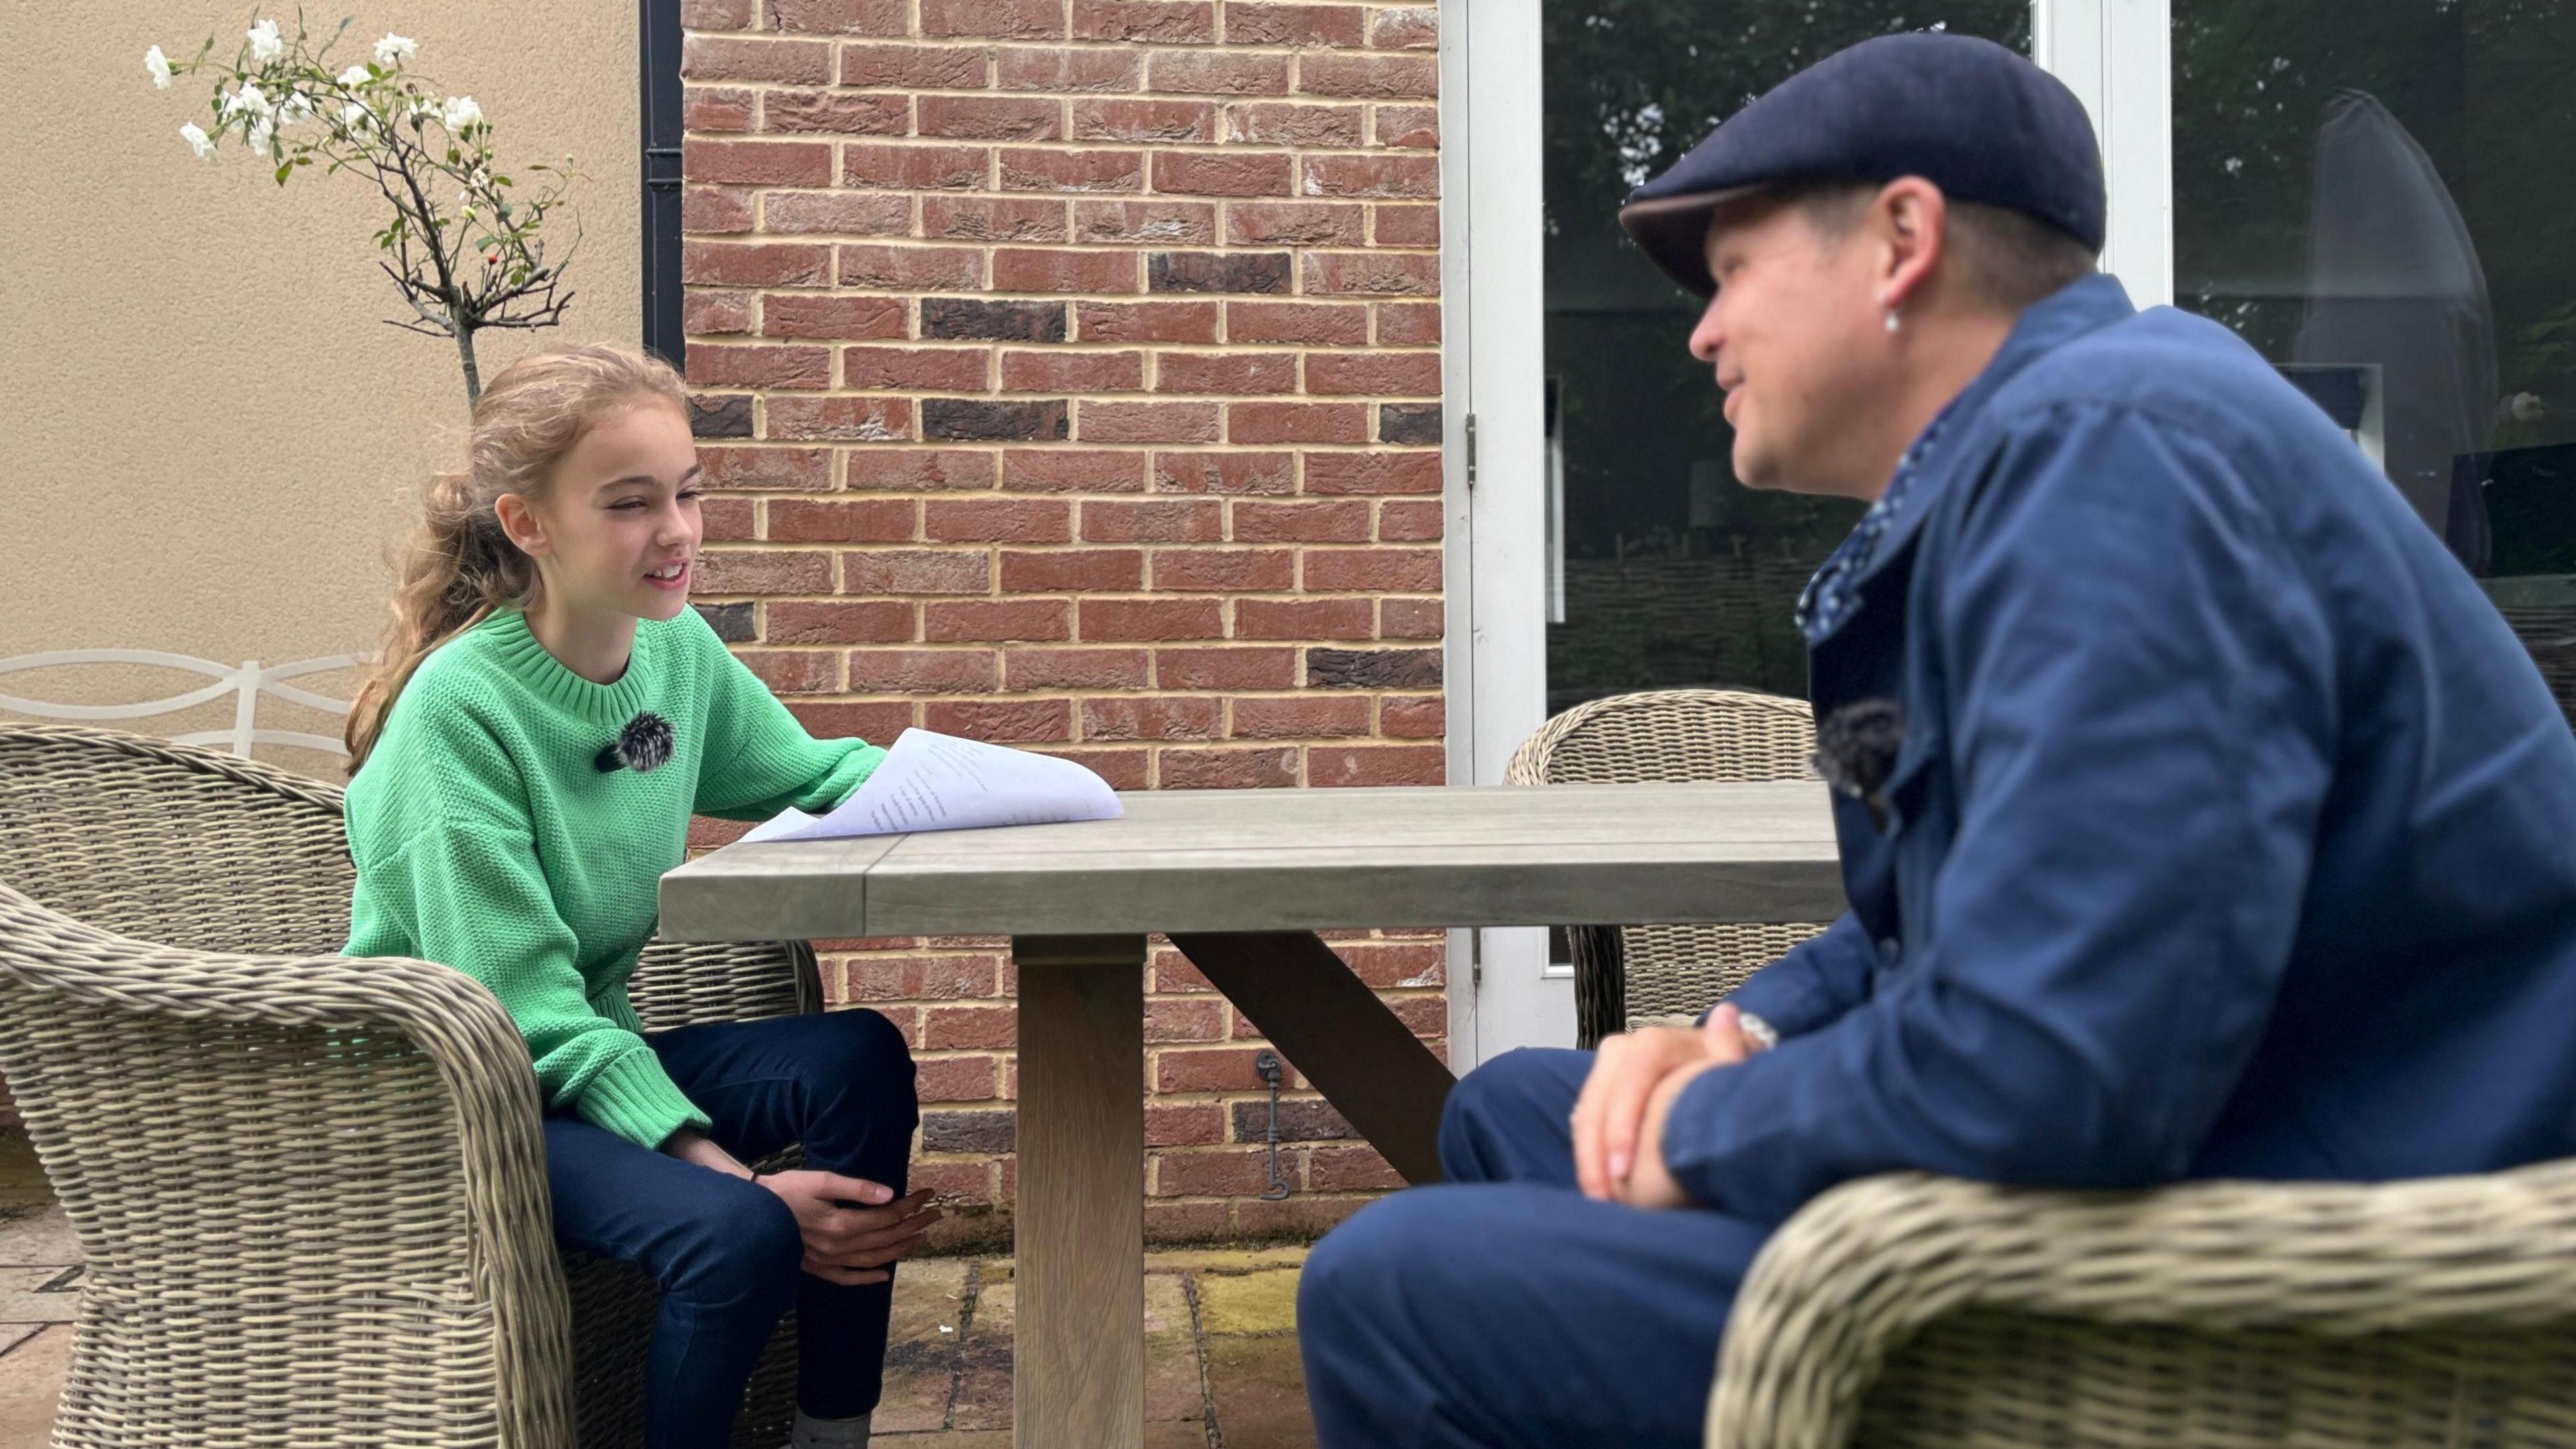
[1794,396,1968,645]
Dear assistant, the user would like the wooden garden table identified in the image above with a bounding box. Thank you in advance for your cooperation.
[660,780,1841,1447]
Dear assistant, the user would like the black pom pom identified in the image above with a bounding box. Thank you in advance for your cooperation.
[594,711,676,773]
[1812,698,1905,828]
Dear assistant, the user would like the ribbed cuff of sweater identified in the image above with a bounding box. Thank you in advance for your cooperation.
[576,1050,713,1149]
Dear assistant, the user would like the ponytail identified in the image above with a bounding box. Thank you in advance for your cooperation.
[345,344,687,772]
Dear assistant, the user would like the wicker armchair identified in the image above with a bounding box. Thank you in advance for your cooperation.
[1506,689,1831,1046]
[0,723,818,1448]
[1711,1161,2576,1446]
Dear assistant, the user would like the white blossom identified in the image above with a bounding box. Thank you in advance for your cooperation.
[276,92,314,126]
[247,117,274,157]
[246,17,284,62]
[221,81,273,119]
[372,32,417,66]
[439,95,482,131]
[337,64,372,87]
[340,101,373,129]
[144,45,173,89]
[179,121,215,158]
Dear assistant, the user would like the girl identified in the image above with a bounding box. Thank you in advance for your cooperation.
[341,343,930,1449]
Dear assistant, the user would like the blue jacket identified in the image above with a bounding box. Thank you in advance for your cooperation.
[1666,274,2576,1224]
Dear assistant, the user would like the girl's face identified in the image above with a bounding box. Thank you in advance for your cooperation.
[503,397,704,624]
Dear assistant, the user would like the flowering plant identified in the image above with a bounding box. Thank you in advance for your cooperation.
[149,13,580,404]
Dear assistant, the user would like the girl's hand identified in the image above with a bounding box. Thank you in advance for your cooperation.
[662,1127,755,1179]
[756,1171,942,1287]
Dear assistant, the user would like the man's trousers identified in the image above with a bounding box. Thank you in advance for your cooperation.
[1298,1047,1774,1448]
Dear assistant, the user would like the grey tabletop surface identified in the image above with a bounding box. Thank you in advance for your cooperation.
[659,781,1845,942]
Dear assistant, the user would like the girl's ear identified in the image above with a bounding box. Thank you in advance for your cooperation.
[494,492,553,559]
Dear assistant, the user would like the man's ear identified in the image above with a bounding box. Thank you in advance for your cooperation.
[494,492,552,559]
[1872,176,1949,314]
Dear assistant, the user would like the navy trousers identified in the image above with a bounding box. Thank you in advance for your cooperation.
[543,1009,918,1449]
[1298,1048,1773,1448]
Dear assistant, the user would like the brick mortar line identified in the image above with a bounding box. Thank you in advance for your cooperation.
[685,247,1442,256]
[680,244,1440,257]
[703,388,1446,399]
[686,42,1436,61]
[705,537,1436,547]
[678,86,1434,103]
[684,139,1435,152]
[710,335,1440,343]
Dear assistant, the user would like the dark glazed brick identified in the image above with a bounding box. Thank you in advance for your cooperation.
[920,298,1070,342]
[1306,647,1442,688]
[1378,402,1442,445]
[922,398,1071,441]
[688,394,755,438]
[692,602,757,643]
[1230,1097,1355,1142]
[922,1110,1019,1153]
[1146,252,1292,294]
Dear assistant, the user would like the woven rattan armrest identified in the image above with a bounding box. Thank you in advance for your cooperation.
[0,885,576,1446]
[1707,1161,2576,1449]
[627,936,822,1033]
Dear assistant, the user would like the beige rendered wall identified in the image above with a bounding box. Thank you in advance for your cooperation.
[0,3,641,777]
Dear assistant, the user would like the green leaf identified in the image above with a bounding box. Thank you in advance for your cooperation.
[274,162,292,184]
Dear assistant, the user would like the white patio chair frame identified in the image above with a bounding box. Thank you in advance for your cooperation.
[0,650,363,760]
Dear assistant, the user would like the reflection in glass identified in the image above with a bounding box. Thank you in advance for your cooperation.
[1541,4,2030,714]
[2172,0,2576,712]
[2290,92,2496,566]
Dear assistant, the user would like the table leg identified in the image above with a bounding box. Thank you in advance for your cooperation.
[1010,934,1146,1448]
[1169,932,1457,1185]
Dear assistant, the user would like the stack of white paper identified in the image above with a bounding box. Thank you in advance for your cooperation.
[740,729,1124,843]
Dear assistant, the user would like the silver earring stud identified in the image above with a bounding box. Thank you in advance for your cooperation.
[1885,309,1902,334]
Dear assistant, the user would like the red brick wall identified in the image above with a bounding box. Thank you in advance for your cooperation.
[677,0,1447,1243]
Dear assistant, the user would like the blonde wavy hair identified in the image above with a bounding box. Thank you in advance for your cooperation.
[343,343,688,773]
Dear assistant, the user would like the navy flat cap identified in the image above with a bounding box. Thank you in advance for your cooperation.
[1617,32,2105,298]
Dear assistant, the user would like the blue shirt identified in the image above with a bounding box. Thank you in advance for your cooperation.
[1668,274,2576,1224]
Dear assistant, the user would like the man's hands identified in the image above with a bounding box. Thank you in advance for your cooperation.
[663,1129,940,1285]
[1570,1005,1761,1208]
[757,1171,941,1287]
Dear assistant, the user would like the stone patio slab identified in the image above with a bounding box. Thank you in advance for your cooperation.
[0,1245,1326,1447]
[1205,1330,1316,1449]
[0,1208,76,1271]
[0,1328,70,1449]
[1196,1267,1301,1337]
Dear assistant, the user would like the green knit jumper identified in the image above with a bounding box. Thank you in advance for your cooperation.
[342,606,883,1149]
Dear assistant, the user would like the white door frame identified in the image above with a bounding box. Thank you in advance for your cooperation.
[2035,0,2175,308]
[1441,0,2172,1066]
[1440,0,1560,1065]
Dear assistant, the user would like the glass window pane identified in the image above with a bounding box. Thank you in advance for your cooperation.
[1542,5,2031,717]
[2171,0,2576,711]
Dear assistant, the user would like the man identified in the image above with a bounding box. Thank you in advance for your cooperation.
[1298,32,2576,1449]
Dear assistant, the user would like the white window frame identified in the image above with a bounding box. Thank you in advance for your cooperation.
[2033,0,2174,308]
